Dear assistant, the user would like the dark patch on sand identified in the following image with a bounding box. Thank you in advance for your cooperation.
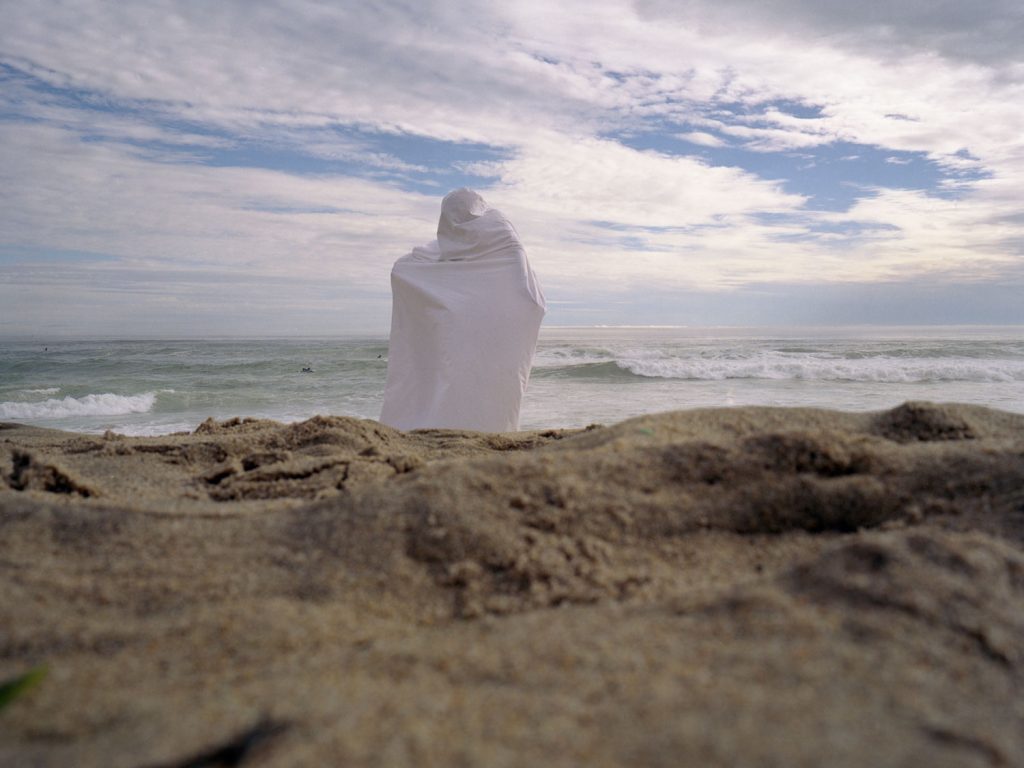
[6,450,95,497]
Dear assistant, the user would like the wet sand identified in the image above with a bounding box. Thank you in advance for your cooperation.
[2,402,1023,767]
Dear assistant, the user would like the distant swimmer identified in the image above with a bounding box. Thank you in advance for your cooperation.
[301,367,314,373]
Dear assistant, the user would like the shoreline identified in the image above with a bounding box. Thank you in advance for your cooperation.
[2,402,1023,765]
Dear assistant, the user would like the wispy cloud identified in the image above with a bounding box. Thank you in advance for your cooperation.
[1,0,1023,334]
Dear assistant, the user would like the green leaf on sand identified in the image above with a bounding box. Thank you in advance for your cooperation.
[0,665,48,711]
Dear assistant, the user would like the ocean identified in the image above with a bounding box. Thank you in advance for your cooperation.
[2,326,1023,436]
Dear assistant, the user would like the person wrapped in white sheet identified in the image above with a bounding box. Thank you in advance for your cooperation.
[380,188,546,432]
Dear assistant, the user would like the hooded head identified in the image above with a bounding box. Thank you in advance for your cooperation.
[436,188,518,261]
[439,188,489,226]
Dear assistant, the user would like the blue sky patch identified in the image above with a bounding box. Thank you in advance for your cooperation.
[616,123,985,212]
[196,128,507,194]
[0,62,507,195]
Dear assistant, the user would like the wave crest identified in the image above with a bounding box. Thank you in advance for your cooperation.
[616,357,1024,383]
[0,392,157,420]
[534,350,1024,383]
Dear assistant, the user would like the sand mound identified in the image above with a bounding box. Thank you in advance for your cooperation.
[1,402,1023,766]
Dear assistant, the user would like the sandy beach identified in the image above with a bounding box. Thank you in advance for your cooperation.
[2,401,1023,766]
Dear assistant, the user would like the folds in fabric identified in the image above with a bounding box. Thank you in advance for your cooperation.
[380,189,545,432]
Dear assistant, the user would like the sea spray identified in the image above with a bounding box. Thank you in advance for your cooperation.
[0,392,158,420]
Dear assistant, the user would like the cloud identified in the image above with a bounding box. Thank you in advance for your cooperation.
[0,0,1022,334]
[0,120,437,281]
[677,131,728,148]
[488,134,805,225]
[634,0,1024,65]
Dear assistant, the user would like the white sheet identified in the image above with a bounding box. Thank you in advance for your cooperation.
[380,188,545,432]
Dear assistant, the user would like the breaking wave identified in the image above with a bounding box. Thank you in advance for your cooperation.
[0,392,158,420]
[535,354,1024,383]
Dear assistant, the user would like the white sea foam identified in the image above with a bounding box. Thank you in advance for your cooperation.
[22,387,60,395]
[615,356,1024,383]
[0,392,157,420]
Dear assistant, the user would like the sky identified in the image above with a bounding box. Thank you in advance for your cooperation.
[1,0,1023,337]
